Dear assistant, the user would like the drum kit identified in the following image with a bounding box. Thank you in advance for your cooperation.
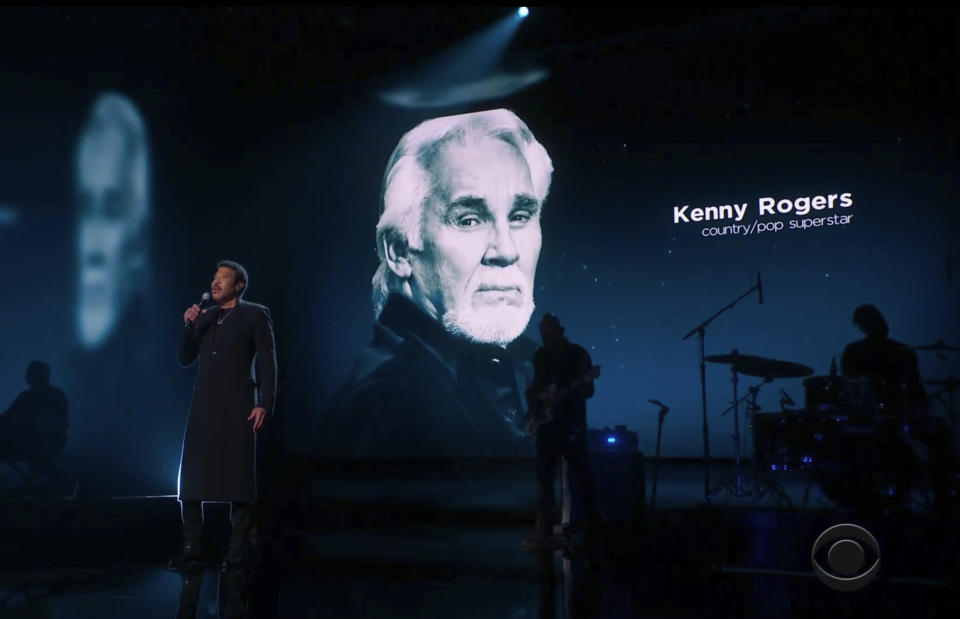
[917,339,960,425]
[678,273,960,510]
[700,338,960,510]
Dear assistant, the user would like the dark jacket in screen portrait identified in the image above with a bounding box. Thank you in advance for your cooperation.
[316,293,536,459]
[66,294,188,492]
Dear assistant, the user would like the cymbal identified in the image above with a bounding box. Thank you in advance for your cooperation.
[909,339,960,352]
[705,352,815,379]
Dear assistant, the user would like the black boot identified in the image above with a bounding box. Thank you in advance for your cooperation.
[170,500,203,571]
[168,543,202,571]
[220,501,252,572]
[219,547,245,573]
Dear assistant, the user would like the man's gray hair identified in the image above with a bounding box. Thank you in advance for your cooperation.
[371,108,553,317]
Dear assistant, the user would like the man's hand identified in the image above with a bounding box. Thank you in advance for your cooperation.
[183,304,207,324]
[247,407,267,432]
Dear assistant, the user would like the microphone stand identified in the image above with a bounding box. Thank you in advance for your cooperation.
[648,400,670,512]
[682,277,761,503]
[647,400,670,512]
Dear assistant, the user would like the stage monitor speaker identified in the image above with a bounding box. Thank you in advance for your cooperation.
[562,426,645,529]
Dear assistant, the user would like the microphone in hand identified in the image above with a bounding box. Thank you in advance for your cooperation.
[184,292,212,328]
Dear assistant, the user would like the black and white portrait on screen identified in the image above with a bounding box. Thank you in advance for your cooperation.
[317,108,553,458]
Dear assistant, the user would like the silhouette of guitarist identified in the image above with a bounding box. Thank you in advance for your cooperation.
[526,365,600,436]
[524,313,602,550]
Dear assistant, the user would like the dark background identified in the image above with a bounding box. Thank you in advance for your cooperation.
[1,7,958,494]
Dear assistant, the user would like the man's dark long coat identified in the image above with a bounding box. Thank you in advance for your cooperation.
[177,300,277,501]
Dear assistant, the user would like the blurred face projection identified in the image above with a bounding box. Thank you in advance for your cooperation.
[375,108,552,346]
[75,93,150,349]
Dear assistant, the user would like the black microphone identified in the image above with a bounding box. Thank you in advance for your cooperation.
[649,398,670,423]
[757,272,764,305]
[185,292,212,328]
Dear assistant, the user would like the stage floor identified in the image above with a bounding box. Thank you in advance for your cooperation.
[1,460,958,618]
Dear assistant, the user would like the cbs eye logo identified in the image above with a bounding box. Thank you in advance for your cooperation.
[811,523,881,591]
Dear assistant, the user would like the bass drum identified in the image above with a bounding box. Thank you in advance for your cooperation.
[812,415,916,512]
[751,410,818,471]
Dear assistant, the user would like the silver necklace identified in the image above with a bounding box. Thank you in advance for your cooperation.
[217,307,236,325]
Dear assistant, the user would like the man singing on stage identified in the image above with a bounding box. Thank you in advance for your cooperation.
[169,260,277,572]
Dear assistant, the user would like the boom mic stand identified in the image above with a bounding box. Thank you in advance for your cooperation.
[682,274,762,503]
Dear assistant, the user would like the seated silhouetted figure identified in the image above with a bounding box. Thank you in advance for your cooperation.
[841,304,928,415]
[842,305,956,514]
[0,361,69,480]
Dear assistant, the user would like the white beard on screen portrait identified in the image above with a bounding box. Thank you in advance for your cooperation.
[441,293,535,346]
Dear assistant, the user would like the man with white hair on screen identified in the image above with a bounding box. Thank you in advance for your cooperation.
[68,91,183,495]
[75,91,152,351]
[318,108,553,458]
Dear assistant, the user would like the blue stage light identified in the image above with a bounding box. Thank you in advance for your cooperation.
[518,7,529,18]
[607,436,616,444]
